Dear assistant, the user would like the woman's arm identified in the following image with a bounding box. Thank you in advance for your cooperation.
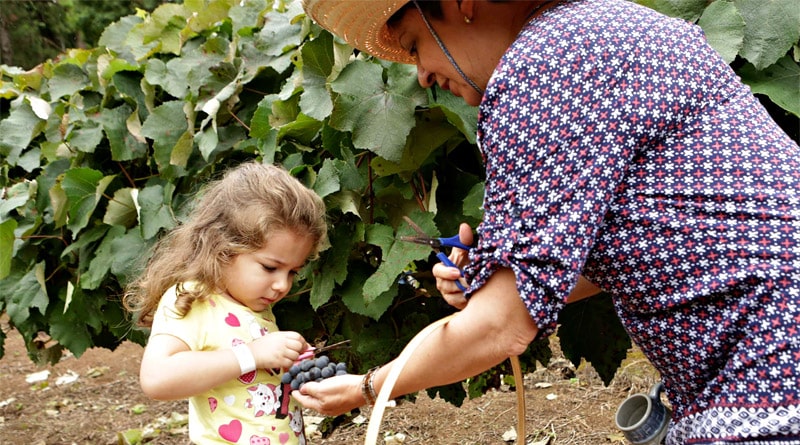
[293,267,538,416]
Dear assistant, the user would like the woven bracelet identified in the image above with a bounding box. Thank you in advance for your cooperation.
[361,366,380,406]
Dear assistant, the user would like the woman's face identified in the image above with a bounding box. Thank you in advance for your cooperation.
[392,4,489,107]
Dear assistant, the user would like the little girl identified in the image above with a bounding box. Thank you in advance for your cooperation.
[124,161,327,444]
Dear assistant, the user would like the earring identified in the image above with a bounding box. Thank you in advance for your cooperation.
[464,15,472,24]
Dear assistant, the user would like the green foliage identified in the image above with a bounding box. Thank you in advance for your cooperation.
[0,0,797,411]
[557,293,631,386]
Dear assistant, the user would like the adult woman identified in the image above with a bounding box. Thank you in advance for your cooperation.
[294,1,800,443]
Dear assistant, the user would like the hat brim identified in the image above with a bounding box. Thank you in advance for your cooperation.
[302,0,415,64]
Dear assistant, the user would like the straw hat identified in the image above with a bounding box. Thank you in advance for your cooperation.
[302,0,415,64]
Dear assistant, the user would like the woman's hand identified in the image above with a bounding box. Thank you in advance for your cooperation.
[250,331,308,370]
[292,373,364,416]
[433,223,474,309]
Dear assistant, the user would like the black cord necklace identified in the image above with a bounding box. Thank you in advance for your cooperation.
[412,0,563,97]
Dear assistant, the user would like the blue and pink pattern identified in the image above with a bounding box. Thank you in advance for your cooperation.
[464,1,800,443]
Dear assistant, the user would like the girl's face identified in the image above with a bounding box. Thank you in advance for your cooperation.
[393,4,494,107]
[220,229,314,312]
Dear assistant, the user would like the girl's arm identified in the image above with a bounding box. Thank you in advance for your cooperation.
[140,331,306,400]
[294,267,538,415]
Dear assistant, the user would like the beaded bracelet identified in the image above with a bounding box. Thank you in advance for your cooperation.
[361,366,380,406]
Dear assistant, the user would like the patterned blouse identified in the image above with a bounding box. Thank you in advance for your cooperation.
[464,1,800,443]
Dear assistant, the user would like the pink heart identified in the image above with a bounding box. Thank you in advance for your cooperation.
[219,419,242,442]
[208,397,218,413]
[225,313,240,327]
[250,435,271,445]
[279,432,290,444]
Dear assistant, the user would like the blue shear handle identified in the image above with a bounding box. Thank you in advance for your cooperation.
[436,252,467,292]
[439,235,472,251]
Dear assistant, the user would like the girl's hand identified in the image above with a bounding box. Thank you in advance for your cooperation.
[433,222,473,309]
[292,373,364,416]
[250,331,308,370]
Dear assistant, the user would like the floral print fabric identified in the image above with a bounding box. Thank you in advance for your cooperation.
[465,0,800,442]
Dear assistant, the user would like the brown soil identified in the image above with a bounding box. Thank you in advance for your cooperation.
[0,319,660,445]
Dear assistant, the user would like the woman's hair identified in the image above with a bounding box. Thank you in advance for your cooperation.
[124,161,328,327]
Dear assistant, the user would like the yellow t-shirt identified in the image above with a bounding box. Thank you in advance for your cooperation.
[150,285,307,444]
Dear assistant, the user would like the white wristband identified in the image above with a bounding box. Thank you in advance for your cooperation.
[231,343,257,375]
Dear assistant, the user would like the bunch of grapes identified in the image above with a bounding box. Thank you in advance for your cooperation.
[281,355,348,390]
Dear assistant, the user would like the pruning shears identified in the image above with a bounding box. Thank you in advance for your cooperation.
[399,216,472,291]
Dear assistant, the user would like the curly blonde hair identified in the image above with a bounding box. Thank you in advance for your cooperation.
[124,162,328,327]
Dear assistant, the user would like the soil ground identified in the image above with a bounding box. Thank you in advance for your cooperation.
[0,318,661,445]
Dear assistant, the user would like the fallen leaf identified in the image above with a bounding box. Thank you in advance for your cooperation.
[384,432,407,444]
[25,370,50,384]
[55,370,79,386]
[86,366,110,378]
[502,427,517,442]
[607,432,627,443]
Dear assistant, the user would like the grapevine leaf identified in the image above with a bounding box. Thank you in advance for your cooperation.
[110,229,147,284]
[100,105,148,161]
[0,101,44,167]
[313,158,341,199]
[228,0,268,34]
[48,63,90,99]
[462,182,485,221]
[141,101,189,173]
[371,109,459,178]
[362,215,435,303]
[0,220,17,279]
[50,310,93,359]
[330,61,426,162]
[61,168,114,235]
[136,183,176,240]
[0,181,32,222]
[98,15,143,58]
[697,0,745,64]
[5,262,49,325]
[276,113,323,146]
[300,31,334,121]
[429,89,479,144]
[634,0,706,21]
[61,225,109,261]
[138,3,188,54]
[735,0,800,70]
[427,383,466,407]
[68,121,105,154]
[104,187,138,227]
[327,190,362,217]
[739,55,800,116]
[341,265,395,320]
[250,95,277,139]
[186,0,232,35]
[258,2,304,57]
[82,225,124,290]
[557,292,631,386]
